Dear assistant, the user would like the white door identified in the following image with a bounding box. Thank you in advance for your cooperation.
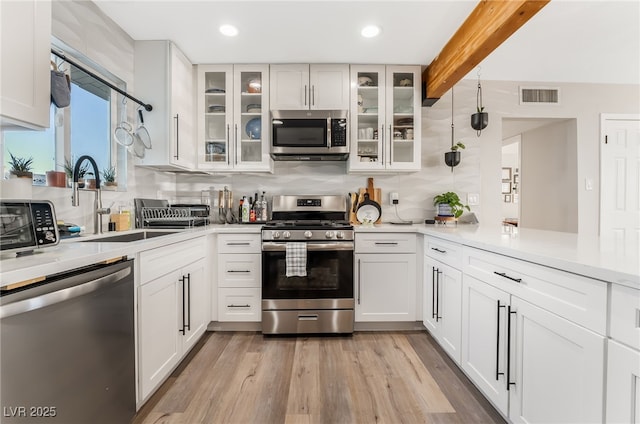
[169,44,195,169]
[269,64,308,110]
[355,253,416,321]
[607,340,640,424]
[600,114,640,249]
[461,275,510,415]
[309,64,349,110]
[437,261,462,363]
[509,297,605,424]
[181,258,208,353]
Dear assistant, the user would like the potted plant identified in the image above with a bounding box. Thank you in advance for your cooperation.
[7,152,33,179]
[102,166,117,190]
[444,141,465,169]
[63,157,88,188]
[433,191,470,218]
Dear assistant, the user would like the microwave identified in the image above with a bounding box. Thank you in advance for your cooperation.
[0,200,59,255]
[271,110,348,161]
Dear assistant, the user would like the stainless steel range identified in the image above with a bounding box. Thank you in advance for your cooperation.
[261,195,354,334]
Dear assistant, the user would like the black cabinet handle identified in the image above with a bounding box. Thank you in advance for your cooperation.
[431,247,446,253]
[186,273,191,332]
[496,300,506,381]
[435,270,442,322]
[494,271,522,283]
[227,242,251,246]
[431,267,436,319]
[375,242,399,245]
[179,275,186,334]
[506,305,517,390]
[227,270,251,273]
[227,304,251,308]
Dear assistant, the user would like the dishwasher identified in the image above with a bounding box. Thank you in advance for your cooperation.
[0,259,135,424]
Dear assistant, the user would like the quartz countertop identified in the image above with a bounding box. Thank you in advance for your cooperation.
[2,223,638,290]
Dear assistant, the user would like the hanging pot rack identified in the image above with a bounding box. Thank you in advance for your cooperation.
[51,49,153,112]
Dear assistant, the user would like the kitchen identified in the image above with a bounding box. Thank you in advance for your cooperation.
[1,1,639,423]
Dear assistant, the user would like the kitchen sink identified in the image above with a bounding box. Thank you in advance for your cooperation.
[81,231,178,243]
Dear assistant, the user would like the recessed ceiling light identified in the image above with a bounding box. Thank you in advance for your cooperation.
[219,24,238,37]
[361,25,381,38]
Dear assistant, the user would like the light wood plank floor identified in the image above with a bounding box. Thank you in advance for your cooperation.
[133,331,505,424]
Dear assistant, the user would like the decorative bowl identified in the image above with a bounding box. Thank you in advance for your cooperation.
[245,117,261,139]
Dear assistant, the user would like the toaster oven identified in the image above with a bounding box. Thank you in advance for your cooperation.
[0,200,59,255]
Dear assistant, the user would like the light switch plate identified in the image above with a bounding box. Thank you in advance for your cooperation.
[467,193,480,205]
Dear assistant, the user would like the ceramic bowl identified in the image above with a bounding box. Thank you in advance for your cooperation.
[245,117,261,139]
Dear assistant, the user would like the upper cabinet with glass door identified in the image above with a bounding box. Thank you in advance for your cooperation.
[349,65,421,173]
[196,64,272,172]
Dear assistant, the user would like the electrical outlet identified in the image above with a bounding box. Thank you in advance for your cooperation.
[467,193,480,205]
[390,192,399,205]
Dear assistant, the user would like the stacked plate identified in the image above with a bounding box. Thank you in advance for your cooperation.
[208,104,225,113]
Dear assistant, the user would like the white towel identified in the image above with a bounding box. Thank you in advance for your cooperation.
[286,242,307,277]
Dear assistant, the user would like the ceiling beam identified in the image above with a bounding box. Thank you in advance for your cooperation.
[423,0,550,105]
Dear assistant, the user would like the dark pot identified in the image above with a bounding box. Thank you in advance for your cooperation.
[444,151,460,168]
[471,112,488,130]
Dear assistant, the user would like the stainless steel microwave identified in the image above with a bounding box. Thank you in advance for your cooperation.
[0,200,59,255]
[271,110,348,161]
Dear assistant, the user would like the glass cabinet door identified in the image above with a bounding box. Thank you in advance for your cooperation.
[233,65,270,170]
[350,65,385,170]
[386,66,420,171]
[198,65,233,169]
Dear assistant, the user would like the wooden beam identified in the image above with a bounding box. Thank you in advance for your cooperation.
[423,0,550,103]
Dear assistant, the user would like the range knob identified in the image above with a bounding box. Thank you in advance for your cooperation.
[325,231,335,239]
[336,231,345,239]
[271,231,281,239]
[304,231,313,239]
[282,231,291,239]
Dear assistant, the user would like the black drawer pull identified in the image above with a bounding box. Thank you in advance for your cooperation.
[494,271,522,283]
[227,304,251,308]
[431,247,446,253]
[227,242,251,246]
[227,270,251,273]
[375,242,399,245]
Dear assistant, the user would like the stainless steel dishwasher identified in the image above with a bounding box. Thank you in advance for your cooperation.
[0,259,135,424]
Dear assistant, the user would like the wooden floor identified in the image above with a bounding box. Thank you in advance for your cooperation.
[133,331,505,424]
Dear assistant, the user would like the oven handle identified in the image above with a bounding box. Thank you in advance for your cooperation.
[261,242,354,251]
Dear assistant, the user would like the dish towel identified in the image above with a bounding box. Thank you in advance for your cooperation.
[286,242,307,277]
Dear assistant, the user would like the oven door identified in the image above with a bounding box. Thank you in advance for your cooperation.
[262,241,353,300]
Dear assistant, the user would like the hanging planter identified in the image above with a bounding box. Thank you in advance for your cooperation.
[471,68,488,136]
[444,88,465,172]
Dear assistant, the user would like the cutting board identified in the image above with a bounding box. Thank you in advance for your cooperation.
[351,178,382,224]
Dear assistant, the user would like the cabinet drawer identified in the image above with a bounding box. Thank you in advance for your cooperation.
[355,233,416,253]
[217,253,261,288]
[217,234,261,253]
[218,287,261,322]
[610,284,640,349]
[463,246,607,334]
[424,236,462,270]
[140,237,206,284]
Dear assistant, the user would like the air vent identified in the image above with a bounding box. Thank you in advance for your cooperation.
[519,87,560,105]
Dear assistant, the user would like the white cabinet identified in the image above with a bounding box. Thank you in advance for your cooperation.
[423,256,462,363]
[138,238,208,401]
[134,41,195,170]
[607,284,640,423]
[460,245,607,423]
[270,64,349,110]
[354,233,417,322]
[423,236,463,363]
[216,234,261,322]
[196,65,272,172]
[349,65,421,172]
[0,0,51,129]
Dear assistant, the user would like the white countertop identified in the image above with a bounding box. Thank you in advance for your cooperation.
[2,223,638,289]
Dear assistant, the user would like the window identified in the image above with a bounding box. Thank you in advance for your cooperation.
[3,50,124,186]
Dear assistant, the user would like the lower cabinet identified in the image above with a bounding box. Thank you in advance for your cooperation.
[138,238,208,401]
[461,275,605,423]
[607,339,640,423]
[423,256,462,363]
[354,253,416,321]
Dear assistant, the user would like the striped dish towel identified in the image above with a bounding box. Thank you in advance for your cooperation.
[286,242,307,277]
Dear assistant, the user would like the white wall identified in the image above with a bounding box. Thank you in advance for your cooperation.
[520,120,578,233]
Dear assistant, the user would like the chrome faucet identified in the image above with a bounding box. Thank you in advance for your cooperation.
[71,155,111,235]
